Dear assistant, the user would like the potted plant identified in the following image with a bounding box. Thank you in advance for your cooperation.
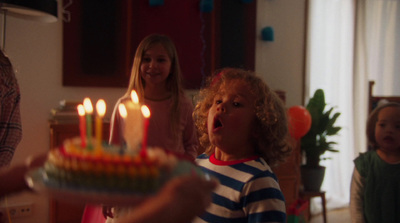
[300,89,341,191]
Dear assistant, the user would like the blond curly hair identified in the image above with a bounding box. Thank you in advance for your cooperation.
[193,68,292,166]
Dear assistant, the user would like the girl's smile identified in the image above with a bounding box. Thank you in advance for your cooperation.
[140,43,172,86]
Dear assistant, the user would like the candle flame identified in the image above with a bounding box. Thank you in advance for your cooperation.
[96,99,106,117]
[118,104,127,118]
[131,90,139,104]
[141,105,151,118]
[77,104,85,116]
[83,98,93,114]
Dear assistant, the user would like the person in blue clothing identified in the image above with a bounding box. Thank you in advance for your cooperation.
[350,102,400,223]
[193,68,292,223]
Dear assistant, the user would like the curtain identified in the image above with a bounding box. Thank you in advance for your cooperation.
[306,0,356,213]
[307,0,400,214]
[357,0,400,96]
[354,0,400,168]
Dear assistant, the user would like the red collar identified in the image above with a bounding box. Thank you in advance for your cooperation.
[209,153,259,166]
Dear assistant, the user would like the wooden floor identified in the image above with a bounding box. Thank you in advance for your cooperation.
[309,207,350,223]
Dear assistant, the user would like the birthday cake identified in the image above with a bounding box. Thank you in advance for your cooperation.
[43,138,199,194]
[42,95,202,196]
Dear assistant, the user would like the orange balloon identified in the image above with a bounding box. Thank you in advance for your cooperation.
[287,106,312,139]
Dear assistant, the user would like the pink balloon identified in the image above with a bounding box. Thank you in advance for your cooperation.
[287,106,312,139]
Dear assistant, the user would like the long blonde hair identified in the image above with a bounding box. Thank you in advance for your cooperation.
[125,34,183,138]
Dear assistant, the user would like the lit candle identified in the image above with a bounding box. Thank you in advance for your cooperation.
[140,105,151,157]
[118,104,127,122]
[123,90,143,153]
[95,99,106,152]
[131,90,139,104]
[77,104,86,148]
[118,103,127,152]
[83,98,94,149]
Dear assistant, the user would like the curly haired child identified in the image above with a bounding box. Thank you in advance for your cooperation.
[193,67,292,223]
[350,102,400,223]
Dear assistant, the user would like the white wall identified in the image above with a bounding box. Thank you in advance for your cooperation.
[256,0,306,107]
[1,13,125,223]
[0,0,305,222]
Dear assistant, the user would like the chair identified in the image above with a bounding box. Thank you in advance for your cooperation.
[299,190,327,223]
[368,81,400,114]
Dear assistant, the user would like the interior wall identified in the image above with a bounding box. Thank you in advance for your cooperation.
[255,0,306,107]
[0,0,305,222]
[1,13,126,223]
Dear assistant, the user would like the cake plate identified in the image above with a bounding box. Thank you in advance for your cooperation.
[25,168,149,206]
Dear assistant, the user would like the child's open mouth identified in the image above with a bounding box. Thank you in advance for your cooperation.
[213,116,223,131]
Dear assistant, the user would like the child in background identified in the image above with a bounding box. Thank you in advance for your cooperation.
[106,33,199,221]
[82,34,199,223]
[193,68,291,223]
[350,102,400,223]
[109,34,198,160]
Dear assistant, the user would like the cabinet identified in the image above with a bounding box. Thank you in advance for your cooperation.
[272,139,301,207]
[48,121,110,223]
[271,91,301,208]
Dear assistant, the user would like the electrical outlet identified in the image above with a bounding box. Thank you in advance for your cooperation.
[0,203,33,219]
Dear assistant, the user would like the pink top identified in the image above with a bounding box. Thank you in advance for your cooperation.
[109,94,198,160]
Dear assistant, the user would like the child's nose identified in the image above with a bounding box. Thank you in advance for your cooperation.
[149,60,156,68]
[216,103,226,112]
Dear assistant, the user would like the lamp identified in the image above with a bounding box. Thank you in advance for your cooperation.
[0,0,58,50]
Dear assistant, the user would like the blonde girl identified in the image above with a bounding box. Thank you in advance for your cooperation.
[109,34,198,159]
[83,34,198,223]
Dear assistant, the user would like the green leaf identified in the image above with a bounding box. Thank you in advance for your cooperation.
[300,89,342,165]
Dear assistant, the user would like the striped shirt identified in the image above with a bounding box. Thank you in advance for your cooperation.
[194,153,286,223]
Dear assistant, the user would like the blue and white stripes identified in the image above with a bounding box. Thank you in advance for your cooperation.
[194,154,286,223]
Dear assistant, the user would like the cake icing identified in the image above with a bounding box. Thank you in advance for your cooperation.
[43,137,201,194]
[43,95,202,195]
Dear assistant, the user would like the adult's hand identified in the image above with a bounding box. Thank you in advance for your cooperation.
[0,152,47,198]
[119,174,218,223]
